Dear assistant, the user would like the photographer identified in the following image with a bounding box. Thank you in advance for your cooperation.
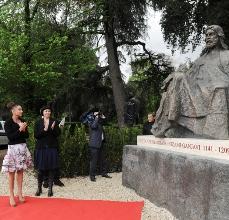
[88,109,111,182]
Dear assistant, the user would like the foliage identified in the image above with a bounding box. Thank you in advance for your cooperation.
[28,123,142,177]
[0,0,184,125]
[128,52,174,117]
[103,125,141,172]
[151,0,229,52]
[0,1,111,118]
[59,124,89,177]
[27,120,36,154]
[77,0,148,41]
[74,0,152,126]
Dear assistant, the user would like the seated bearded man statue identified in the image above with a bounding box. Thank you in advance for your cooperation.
[152,25,229,139]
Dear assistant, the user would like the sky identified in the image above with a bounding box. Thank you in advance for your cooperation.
[146,11,203,64]
[116,10,204,82]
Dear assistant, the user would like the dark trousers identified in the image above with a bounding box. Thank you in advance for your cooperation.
[89,145,107,177]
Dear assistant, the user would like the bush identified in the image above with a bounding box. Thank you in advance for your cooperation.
[27,121,35,154]
[104,126,141,172]
[28,123,142,178]
[59,125,88,177]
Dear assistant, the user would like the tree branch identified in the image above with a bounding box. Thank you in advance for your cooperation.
[96,65,109,74]
[96,34,104,47]
[80,30,105,35]
[31,0,40,21]
[117,40,154,65]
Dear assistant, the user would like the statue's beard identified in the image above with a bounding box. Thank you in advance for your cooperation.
[205,38,219,49]
[200,37,227,56]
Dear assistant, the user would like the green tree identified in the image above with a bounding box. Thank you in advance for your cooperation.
[151,0,229,51]
[75,0,150,127]
[128,52,174,118]
[0,0,104,117]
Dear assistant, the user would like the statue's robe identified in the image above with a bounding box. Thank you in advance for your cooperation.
[153,49,229,139]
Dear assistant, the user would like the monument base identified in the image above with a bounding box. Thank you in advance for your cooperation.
[122,144,229,220]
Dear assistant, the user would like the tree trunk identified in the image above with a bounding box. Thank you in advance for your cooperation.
[23,0,35,111]
[23,0,32,68]
[104,19,126,127]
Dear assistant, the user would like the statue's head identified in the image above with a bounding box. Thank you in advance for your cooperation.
[205,25,228,50]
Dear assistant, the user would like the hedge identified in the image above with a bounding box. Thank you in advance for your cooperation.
[27,124,142,177]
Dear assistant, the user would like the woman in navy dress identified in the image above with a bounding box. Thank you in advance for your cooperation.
[34,106,60,197]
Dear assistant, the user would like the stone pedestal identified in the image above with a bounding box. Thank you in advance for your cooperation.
[137,135,229,160]
[122,137,229,220]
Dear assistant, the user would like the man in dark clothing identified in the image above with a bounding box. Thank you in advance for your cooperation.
[142,112,156,135]
[88,110,111,182]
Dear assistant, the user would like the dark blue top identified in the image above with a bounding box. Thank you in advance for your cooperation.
[88,117,105,148]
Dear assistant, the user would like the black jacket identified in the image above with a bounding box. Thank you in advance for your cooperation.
[142,122,154,135]
[88,117,105,148]
[4,118,29,145]
[34,118,61,149]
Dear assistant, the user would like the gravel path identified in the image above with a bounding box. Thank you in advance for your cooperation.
[0,171,176,220]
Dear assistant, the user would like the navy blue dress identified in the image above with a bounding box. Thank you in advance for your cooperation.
[34,118,60,170]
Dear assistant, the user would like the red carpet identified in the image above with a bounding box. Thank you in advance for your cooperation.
[0,196,144,220]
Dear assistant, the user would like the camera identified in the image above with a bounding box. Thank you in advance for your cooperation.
[95,111,102,117]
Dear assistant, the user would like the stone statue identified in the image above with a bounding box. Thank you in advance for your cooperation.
[152,25,229,139]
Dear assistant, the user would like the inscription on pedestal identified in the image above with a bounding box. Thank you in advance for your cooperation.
[137,135,229,160]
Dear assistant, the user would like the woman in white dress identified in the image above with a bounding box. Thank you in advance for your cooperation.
[1,102,33,207]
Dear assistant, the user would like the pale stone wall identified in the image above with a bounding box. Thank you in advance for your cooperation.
[122,145,229,220]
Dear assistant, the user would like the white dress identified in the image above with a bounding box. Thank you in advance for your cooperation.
[1,143,33,173]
